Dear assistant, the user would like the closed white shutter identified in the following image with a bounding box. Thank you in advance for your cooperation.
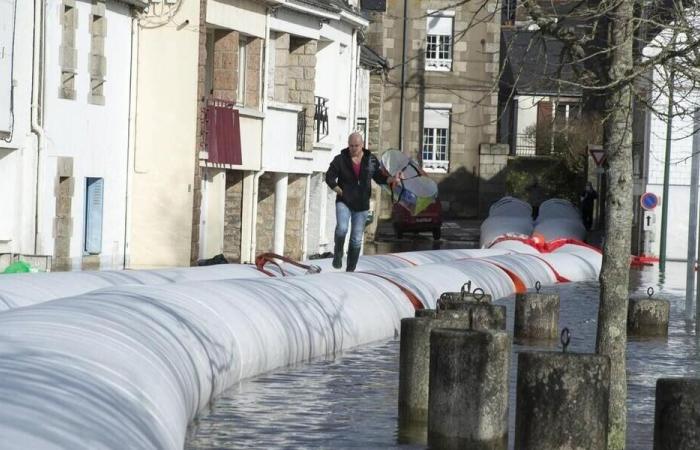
[426,15,453,36]
[424,108,450,129]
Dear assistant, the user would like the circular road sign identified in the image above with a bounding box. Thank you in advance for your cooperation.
[640,192,659,211]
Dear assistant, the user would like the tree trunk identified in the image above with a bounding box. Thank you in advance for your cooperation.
[596,1,635,448]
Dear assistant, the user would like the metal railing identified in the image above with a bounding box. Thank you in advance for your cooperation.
[514,133,537,156]
[297,108,306,152]
[314,96,329,142]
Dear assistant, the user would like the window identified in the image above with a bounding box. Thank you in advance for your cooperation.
[84,177,104,254]
[88,1,106,105]
[59,0,77,99]
[426,13,453,71]
[237,36,247,106]
[422,108,450,173]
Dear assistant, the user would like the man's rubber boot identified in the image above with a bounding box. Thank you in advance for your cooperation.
[346,246,361,272]
[332,236,345,269]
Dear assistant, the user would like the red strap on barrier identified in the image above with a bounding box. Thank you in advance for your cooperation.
[387,253,418,266]
[359,272,425,311]
[477,260,528,294]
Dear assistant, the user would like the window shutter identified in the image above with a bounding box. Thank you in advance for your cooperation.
[85,177,104,254]
[424,108,450,129]
[536,101,553,154]
[427,15,453,35]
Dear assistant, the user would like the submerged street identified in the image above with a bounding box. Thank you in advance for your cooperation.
[186,246,697,449]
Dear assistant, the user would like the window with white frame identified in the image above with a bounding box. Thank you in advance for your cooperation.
[422,107,450,173]
[426,13,453,71]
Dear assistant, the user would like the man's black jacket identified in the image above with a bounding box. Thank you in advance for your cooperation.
[325,148,389,212]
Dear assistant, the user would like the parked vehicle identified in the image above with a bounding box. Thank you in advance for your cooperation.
[392,198,442,239]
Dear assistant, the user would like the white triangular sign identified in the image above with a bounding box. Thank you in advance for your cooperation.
[589,149,606,167]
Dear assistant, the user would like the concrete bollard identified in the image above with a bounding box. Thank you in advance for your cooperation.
[428,329,510,450]
[514,292,560,339]
[437,282,492,311]
[515,352,610,450]
[471,304,507,331]
[628,294,670,337]
[415,309,437,318]
[654,378,700,449]
[398,317,470,426]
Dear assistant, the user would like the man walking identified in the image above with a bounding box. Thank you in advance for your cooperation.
[325,132,399,271]
[580,181,598,230]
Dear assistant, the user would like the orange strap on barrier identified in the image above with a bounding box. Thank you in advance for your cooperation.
[359,272,425,311]
[387,253,418,266]
[255,253,319,277]
[477,260,528,294]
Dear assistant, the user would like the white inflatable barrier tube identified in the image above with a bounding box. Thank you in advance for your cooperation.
[0,250,513,311]
[533,199,587,242]
[480,196,534,247]
[0,255,530,450]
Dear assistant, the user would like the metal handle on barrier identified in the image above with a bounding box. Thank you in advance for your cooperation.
[647,286,654,298]
[561,327,571,353]
[535,281,541,293]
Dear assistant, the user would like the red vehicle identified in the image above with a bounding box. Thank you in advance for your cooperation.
[392,198,443,239]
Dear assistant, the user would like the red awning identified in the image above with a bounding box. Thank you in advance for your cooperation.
[206,101,242,165]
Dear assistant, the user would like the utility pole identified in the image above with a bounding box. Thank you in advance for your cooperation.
[687,108,700,323]
[659,70,675,273]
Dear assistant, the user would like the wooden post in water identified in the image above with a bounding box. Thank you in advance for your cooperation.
[428,329,510,450]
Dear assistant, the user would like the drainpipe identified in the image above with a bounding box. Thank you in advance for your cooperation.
[273,173,288,254]
[249,170,265,261]
[123,13,139,269]
[398,0,408,151]
[31,0,46,256]
[301,173,311,259]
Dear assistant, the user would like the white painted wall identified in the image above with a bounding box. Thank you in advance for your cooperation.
[207,0,266,38]
[0,0,16,134]
[0,0,37,256]
[515,95,546,137]
[645,67,700,260]
[130,0,200,269]
[39,0,133,269]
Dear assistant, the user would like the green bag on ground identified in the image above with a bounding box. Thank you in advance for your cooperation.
[2,261,33,274]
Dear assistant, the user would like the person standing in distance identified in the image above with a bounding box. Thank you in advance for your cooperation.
[325,132,400,271]
[579,181,598,230]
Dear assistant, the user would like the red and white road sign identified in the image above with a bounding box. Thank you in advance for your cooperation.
[588,145,606,167]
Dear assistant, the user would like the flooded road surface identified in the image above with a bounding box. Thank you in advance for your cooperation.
[186,260,699,449]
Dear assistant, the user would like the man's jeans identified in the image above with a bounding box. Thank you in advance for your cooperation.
[335,201,368,249]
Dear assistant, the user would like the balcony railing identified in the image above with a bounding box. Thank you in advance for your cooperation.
[297,108,306,152]
[204,98,242,165]
[513,133,536,156]
[314,96,329,142]
[422,159,449,173]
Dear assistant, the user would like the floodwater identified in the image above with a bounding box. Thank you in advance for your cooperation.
[185,260,700,449]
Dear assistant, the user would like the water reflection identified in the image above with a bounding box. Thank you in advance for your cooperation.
[186,261,700,450]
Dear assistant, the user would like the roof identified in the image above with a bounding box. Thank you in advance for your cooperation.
[360,45,388,71]
[500,30,582,97]
[117,0,148,9]
[289,0,340,14]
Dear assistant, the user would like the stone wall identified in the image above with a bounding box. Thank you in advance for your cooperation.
[284,174,307,259]
[478,143,509,216]
[255,172,276,254]
[52,157,74,271]
[223,170,244,262]
[245,38,262,107]
[212,30,239,102]
[375,0,500,217]
[288,37,317,152]
[272,32,290,102]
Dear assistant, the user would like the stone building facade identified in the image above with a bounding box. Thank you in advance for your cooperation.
[364,0,501,217]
